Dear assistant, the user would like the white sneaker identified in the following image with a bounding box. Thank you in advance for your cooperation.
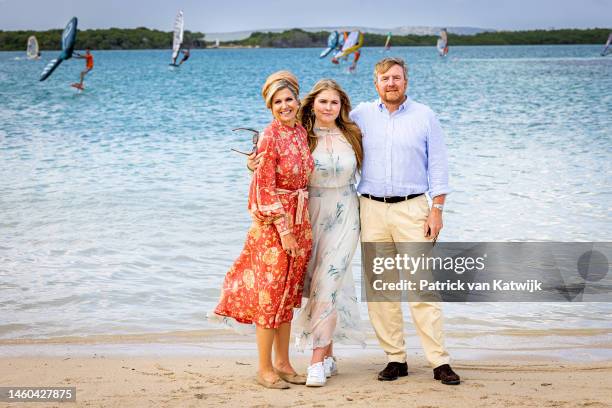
[323,356,338,378]
[306,362,326,387]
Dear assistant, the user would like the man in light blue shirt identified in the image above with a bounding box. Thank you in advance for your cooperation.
[350,57,460,385]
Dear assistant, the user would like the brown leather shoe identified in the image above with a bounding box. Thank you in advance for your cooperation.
[377,362,408,381]
[433,364,460,385]
[273,368,307,385]
[255,373,290,389]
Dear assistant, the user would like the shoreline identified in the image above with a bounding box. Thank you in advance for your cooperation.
[1,328,611,363]
[3,326,611,343]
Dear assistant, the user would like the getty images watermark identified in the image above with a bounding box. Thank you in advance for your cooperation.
[371,252,541,292]
[361,242,611,302]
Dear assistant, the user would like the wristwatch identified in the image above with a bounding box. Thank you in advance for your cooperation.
[432,203,444,212]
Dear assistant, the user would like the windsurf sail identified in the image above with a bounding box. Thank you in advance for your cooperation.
[331,31,364,71]
[436,28,449,57]
[27,36,39,59]
[334,31,364,59]
[602,33,612,56]
[320,31,339,58]
[171,10,184,64]
[384,32,392,50]
[39,17,78,81]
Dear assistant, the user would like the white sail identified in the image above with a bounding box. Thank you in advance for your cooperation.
[172,10,184,61]
[602,33,612,56]
[334,31,362,59]
[437,29,448,56]
[27,36,39,59]
[384,32,391,49]
[342,31,360,52]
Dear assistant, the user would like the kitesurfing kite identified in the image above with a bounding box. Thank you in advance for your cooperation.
[384,32,392,51]
[320,31,342,58]
[436,28,449,57]
[601,33,612,56]
[39,17,78,81]
[27,36,40,60]
[331,31,364,72]
[170,10,185,66]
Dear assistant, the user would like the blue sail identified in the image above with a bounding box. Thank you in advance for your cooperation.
[40,17,78,81]
[320,31,339,58]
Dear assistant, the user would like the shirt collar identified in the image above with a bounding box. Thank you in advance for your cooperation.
[377,96,410,113]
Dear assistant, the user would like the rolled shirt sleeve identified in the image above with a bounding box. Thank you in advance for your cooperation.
[426,111,451,198]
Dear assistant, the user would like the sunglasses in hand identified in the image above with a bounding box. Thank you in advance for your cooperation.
[230,128,260,156]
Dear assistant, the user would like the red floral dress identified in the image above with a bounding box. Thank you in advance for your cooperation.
[215,120,314,328]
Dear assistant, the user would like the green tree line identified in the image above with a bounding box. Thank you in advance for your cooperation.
[223,28,611,48]
[1,27,610,51]
[0,27,205,51]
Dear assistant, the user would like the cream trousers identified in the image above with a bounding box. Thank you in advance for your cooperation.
[360,195,450,368]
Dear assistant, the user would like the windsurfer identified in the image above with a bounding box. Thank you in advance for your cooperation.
[179,49,191,65]
[74,48,93,88]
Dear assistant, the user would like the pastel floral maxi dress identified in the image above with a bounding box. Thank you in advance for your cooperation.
[293,129,365,350]
[215,120,314,329]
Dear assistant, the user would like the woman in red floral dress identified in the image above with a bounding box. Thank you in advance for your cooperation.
[215,71,314,389]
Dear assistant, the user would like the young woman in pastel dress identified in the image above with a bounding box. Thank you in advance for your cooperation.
[294,79,365,386]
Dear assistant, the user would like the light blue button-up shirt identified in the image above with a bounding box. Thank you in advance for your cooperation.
[349,97,450,198]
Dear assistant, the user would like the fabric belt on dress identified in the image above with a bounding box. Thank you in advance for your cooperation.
[276,187,309,225]
[361,193,424,204]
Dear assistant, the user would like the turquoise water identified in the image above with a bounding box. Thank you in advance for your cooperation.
[1,46,611,351]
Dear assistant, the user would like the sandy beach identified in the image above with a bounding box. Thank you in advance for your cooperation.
[1,332,611,408]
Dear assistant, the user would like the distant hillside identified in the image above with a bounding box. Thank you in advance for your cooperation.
[218,28,611,48]
[0,27,206,51]
[206,25,494,42]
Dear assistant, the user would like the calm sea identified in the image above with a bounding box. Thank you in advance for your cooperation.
[1,45,611,357]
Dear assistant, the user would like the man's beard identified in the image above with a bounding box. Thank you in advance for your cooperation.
[382,89,405,104]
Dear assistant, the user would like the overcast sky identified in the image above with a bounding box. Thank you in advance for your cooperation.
[1,0,610,32]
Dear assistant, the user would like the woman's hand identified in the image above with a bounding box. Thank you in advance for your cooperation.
[280,233,298,257]
[247,151,265,172]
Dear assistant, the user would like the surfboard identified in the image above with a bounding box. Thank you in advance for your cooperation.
[71,83,84,90]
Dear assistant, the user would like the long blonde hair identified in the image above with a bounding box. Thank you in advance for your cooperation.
[298,79,363,169]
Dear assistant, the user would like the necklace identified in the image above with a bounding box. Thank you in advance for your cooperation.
[313,126,342,136]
